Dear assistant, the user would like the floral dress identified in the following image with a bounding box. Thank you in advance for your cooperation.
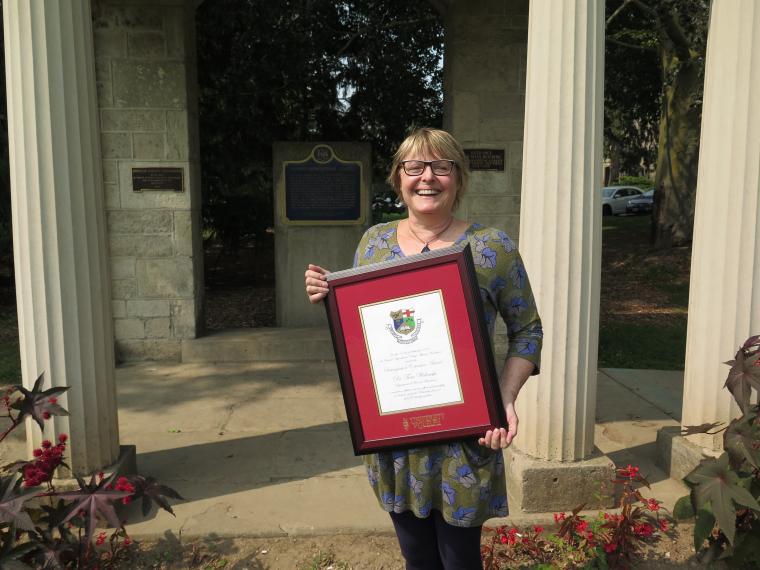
[353,220,543,527]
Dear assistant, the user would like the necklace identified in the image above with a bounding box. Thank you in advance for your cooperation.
[406,217,455,253]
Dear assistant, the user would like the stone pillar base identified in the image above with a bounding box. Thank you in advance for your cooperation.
[506,446,616,514]
[57,445,137,487]
[656,426,718,482]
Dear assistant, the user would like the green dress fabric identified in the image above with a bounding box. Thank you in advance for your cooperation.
[352,220,543,527]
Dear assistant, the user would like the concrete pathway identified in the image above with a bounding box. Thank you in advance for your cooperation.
[101,361,689,538]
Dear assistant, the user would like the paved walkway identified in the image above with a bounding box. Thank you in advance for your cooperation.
[0,360,689,538]
[106,361,688,538]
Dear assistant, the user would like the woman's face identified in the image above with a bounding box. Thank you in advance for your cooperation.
[398,152,458,218]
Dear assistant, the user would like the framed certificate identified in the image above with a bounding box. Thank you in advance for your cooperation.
[324,243,505,454]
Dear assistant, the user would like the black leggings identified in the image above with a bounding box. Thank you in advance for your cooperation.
[389,509,483,570]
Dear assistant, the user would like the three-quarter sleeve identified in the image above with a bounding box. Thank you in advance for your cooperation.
[497,249,543,375]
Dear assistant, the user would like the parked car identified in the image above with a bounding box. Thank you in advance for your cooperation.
[372,191,406,214]
[626,189,655,214]
[602,186,643,216]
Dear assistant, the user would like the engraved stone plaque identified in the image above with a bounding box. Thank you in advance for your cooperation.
[464,149,505,171]
[131,167,184,192]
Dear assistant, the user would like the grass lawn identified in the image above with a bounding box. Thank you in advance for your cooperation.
[599,214,690,370]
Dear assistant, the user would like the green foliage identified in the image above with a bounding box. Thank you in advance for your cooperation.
[604,2,661,177]
[196,0,443,250]
[678,335,760,563]
[615,175,654,189]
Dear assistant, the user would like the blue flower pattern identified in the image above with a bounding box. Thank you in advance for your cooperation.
[355,221,542,527]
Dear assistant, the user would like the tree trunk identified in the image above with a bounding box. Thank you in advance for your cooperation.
[607,137,622,184]
[652,45,702,248]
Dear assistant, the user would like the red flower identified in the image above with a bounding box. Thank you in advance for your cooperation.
[95,532,107,546]
[634,523,654,537]
[48,396,57,405]
[575,519,589,533]
[604,542,617,553]
[42,411,51,420]
[659,519,669,532]
[32,448,43,458]
[645,498,661,512]
[533,525,543,534]
[618,464,640,479]
[123,536,132,547]
[500,534,508,544]
[58,433,68,443]
[41,440,52,449]
[553,512,566,523]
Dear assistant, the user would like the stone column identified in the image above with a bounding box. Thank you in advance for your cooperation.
[3,1,126,474]
[668,0,760,460]
[506,0,614,512]
[442,0,528,358]
[93,0,204,362]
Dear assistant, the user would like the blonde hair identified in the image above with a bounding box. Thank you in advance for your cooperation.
[387,128,469,210]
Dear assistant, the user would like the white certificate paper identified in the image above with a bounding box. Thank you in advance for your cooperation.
[359,290,463,415]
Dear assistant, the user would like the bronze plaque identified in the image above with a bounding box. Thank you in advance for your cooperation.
[132,167,184,192]
[464,149,505,171]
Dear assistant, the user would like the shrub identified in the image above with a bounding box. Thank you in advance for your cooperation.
[674,334,760,567]
[482,467,670,569]
[614,175,654,190]
[0,373,182,568]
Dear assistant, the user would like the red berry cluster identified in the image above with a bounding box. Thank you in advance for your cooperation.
[1,387,15,410]
[23,433,68,487]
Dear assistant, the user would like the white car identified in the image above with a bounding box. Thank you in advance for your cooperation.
[602,186,643,216]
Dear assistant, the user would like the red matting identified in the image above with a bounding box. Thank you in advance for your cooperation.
[325,245,504,454]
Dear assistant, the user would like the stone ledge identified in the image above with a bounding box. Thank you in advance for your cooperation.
[656,426,717,482]
[506,446,616,514]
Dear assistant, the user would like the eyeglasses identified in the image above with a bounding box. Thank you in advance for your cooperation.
[401,159,455,176]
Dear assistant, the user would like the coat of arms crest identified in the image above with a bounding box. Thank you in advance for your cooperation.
[387,308,422,344]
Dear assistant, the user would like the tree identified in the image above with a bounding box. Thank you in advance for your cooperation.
[607,0,709,248]
[604,3,660,182]
[195,0,443,250]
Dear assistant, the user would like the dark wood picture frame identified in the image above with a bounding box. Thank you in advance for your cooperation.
[324,243,506,455]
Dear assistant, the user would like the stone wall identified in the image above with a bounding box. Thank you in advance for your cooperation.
[93,0,203,361]
[444,0,528,240]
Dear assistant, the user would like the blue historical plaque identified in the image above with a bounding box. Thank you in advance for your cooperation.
[284,145,362,222]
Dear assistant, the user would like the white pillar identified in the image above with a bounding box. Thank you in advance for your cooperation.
[506,0,611,513]
[516,0,604,461]
[680,0,760,452]
[3,1,121,474]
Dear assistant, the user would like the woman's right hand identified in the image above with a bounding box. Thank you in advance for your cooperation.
[305,264,330,304]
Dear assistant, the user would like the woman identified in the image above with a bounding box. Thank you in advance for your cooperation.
[305,128,542,569]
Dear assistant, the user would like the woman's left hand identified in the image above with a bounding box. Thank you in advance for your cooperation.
[478,401,518,449]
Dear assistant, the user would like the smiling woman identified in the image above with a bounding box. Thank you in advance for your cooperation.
[304,128,544,569]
